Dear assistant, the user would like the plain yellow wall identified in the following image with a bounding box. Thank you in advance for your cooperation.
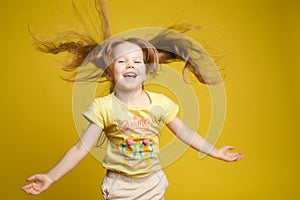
[1,0,299,199]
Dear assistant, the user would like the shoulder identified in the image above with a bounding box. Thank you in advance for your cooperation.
[146,91,179,124]
[87,93,114,111]
[146,90,167,99]
[93,93,113,104]
[146,90,176,104]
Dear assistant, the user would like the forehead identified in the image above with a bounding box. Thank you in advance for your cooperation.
[113,42,143,59]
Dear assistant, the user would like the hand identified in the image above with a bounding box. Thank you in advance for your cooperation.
[217,146,244,162]
[21,174,53,195]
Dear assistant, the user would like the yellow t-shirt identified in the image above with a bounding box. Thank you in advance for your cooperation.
[83,90,179,177]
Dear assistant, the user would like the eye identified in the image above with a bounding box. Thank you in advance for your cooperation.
[134,60,143,64]
[117,60,125,63]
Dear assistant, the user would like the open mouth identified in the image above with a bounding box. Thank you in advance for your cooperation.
[123,72,137,78]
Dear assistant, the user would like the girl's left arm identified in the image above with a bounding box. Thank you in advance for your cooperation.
[167,117,244,162]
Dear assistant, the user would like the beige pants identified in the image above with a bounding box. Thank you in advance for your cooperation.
[101,170,169,200]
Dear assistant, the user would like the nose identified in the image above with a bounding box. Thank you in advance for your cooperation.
[126,62,135,69]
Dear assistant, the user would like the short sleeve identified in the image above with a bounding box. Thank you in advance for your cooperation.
[83,99,105,129]
[159,95,179,124]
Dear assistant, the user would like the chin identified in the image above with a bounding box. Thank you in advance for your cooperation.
[116,80,144,91]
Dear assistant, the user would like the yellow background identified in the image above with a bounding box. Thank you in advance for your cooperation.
[1,0,299,199]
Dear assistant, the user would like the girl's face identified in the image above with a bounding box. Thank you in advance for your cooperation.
[107,42,147,92]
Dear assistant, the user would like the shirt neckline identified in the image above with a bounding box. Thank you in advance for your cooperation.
[112,90,153,108]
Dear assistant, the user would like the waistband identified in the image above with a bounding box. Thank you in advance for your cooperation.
[106,169,164,183]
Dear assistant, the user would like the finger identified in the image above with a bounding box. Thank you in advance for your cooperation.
[21,187,30,194]
[22,183,42,195]
[21,184,33,190]
[226,146,235,151]
[24,188,36,195]
[232,152,244,161]
[27,188,40,195]
[224,152,240,161]
[26,175,38,182]
[21,184,34,194]
[237,153,244,160]
[30,186,42,195]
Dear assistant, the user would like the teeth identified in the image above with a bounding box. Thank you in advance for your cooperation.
[123,73,137,78]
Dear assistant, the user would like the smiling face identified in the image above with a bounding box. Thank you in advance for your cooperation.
[106,42,147,92]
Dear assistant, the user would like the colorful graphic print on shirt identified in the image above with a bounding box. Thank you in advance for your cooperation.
[119,116,155,167]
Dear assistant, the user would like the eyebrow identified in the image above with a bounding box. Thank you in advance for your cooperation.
[116,56,143,60]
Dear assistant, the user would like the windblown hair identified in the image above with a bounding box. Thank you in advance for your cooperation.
[30,0,221,85]
[149,23,221,84]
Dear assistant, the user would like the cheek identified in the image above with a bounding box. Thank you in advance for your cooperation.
[139,65,147,75]
[111,65,123,78]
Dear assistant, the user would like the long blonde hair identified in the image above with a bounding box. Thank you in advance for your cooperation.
[30,0,221,85]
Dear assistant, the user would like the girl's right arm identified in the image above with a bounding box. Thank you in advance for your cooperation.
[21,123,102,195]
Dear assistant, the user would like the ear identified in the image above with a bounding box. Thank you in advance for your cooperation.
[106,69,113,81]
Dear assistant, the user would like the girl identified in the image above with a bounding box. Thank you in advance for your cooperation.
[22,0,243,199]
[22,36,243,199]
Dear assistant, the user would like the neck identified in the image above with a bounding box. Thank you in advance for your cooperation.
[114,88,150,106]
